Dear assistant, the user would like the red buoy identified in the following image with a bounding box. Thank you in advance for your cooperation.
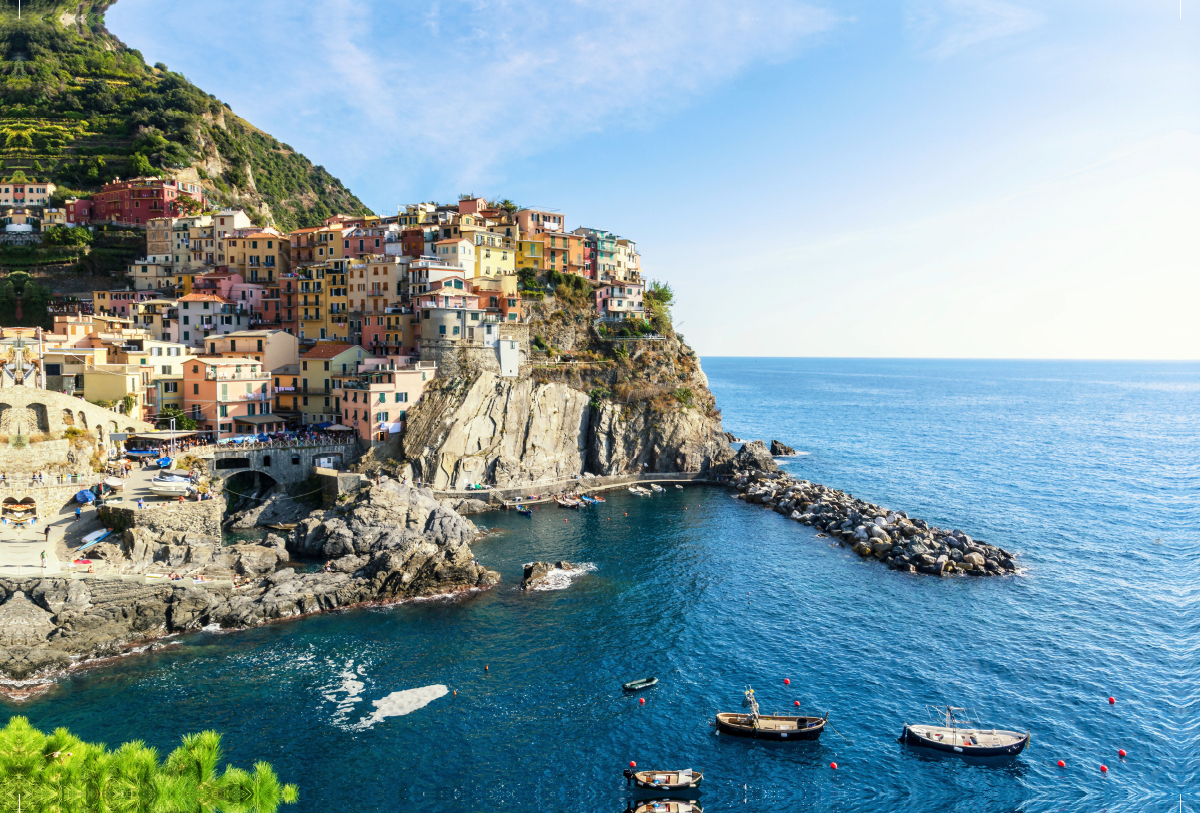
[1108,696,1115,705]
[830,762,837,770]
[1100,765,1108,773]
[639,698,645,705]
[1118,749,1126,758]
[630,761,636,768]
[1057,760,1066,768]
[784,678,790,685]
[485,665,489,671]
[794,701,800,707]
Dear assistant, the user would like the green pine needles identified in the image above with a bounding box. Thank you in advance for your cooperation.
[0,717,298,812]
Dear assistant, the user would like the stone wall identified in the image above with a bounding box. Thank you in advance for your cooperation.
[419,324,530,379]
[99,496,226,540]
[0,387,153,438]
[0,439,90,474]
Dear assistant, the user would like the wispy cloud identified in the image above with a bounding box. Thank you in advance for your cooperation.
[905,0,1044,58]
[112,0,836,194]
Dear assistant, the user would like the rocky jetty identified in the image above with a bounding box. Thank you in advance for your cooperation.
[770,440,797,456]
[726,457,1017,577]
[0,481,499,682]
[520,561,575,590]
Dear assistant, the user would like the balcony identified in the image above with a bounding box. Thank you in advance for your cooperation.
[205,370,269,381]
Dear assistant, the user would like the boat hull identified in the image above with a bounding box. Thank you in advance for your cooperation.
[900,726,1028,757]
[625,801,701,813]
[715,713,825,741]
[623,769,702,790]
[623,677,658,691]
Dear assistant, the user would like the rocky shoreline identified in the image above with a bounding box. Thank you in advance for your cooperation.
[725,441,1018,577]
[0,480,499,688]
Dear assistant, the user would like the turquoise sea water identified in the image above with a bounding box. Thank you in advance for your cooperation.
[5,358,1198,813]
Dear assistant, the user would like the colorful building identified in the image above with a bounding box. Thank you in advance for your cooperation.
[332,359,435,444]
[183,357,277,438]
[93,177,205,226]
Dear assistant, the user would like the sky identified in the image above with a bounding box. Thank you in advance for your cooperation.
[107,0,1199,359]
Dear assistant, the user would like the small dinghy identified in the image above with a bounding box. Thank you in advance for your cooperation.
[264,523,297,532]
[623,767,702,790]
[715,688,827,741]
[899,706,1029,757]
[516,505,532,516]
[625,800,702,813]
[623,676,658,692]
[674,485,684,489]
[593,495,606,502]
[555,496,581,508]
[650,484,665,492]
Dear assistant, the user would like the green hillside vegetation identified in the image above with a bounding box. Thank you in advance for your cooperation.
[0,716,298,812]
[0,0,369,230]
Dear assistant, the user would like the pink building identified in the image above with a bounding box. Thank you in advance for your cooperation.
[191,272,244,299]
[66,198,92,226]
[516,208,565,236]
[595,281,645,320]
[183,356,279,439]
[332,358,436,444]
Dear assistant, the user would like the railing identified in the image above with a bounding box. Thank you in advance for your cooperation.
[205,371,269,381]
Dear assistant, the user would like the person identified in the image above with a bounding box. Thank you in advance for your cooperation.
[43,526,50,543]
[137,497,144,510]
[75,506,81,521]
[40,550,46,569]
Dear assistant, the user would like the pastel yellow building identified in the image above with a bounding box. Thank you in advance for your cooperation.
[517,238,545,270]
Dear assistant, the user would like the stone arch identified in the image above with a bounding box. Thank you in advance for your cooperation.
[124,426,136,433]
[61,409,75,426]
[28,403,50,433]
[78,411,88,429]
[108,420,118,437]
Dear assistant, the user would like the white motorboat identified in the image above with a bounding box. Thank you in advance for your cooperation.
[148,475,192,498]
[650,484,665,492]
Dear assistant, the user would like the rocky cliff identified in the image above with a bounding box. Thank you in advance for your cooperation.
[399,283,734,489]
[0,479,498,682]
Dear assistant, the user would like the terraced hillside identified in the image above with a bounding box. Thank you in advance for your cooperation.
[0,0,369,230]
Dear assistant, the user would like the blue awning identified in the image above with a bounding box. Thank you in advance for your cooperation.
[314,422,333,429]
[75,490,96,503]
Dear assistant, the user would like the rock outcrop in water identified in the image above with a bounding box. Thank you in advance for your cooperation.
[727,461,1018,577]
[770,439,798,456]
[0,481,498,683]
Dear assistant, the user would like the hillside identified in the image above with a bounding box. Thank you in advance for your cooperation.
[0,0,369,230]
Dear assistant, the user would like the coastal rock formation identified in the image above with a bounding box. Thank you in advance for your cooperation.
[723,432,742,443]
[0,481,499,682]
[770,440,798,456]
[730,440,778,473]
[727,464,1018,577]
[520,561,574,590]
[402,372,733,489]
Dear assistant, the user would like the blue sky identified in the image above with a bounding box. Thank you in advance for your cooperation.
[108,0,1198,358]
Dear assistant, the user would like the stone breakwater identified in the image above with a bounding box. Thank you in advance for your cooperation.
[0,480,499,684]
[726,441,1018,577]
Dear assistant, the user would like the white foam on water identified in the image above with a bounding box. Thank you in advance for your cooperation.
[321,659,368,726]
[530,562,597,592]
[353,684,449,730]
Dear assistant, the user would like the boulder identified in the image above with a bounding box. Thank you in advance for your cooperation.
[962,551,986,567]
[769,440,797,456]
[730,440,778,473]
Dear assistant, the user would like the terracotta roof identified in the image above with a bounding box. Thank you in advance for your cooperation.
[178,293,233,303]
[301,343,358,360]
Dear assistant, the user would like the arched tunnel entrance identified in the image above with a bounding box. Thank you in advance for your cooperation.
[222,469,280,518]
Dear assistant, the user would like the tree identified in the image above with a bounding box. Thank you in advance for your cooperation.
[159,404,198,430]
[0,716,298,811]
[43,224,93,246]
[176,195,203,215]
[126,151,157,178]
[19,279,51,327]
[0,279,14,325]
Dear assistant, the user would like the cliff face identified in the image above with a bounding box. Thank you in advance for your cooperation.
[402,365,733,490]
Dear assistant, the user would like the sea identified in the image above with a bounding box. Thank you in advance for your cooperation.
[5,358,1197,813]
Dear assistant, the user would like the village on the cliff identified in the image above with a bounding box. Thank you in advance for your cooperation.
[1,174,647,442]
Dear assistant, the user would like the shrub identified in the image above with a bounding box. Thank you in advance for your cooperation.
[673,387,694,408]
[10,435,27,449]
[64,426,85,439]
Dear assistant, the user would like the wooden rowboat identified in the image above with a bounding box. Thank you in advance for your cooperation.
[624,800,702,813]
[899,706,1029,757]
[715,688,827,741]
[622,676,658,691]
[623,768,702,790]
[264,523,298,531]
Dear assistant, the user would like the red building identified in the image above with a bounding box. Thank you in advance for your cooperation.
[93,177,206,227]
[66,198,92,226]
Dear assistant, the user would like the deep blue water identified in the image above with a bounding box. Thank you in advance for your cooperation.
[6,358,1198,813]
